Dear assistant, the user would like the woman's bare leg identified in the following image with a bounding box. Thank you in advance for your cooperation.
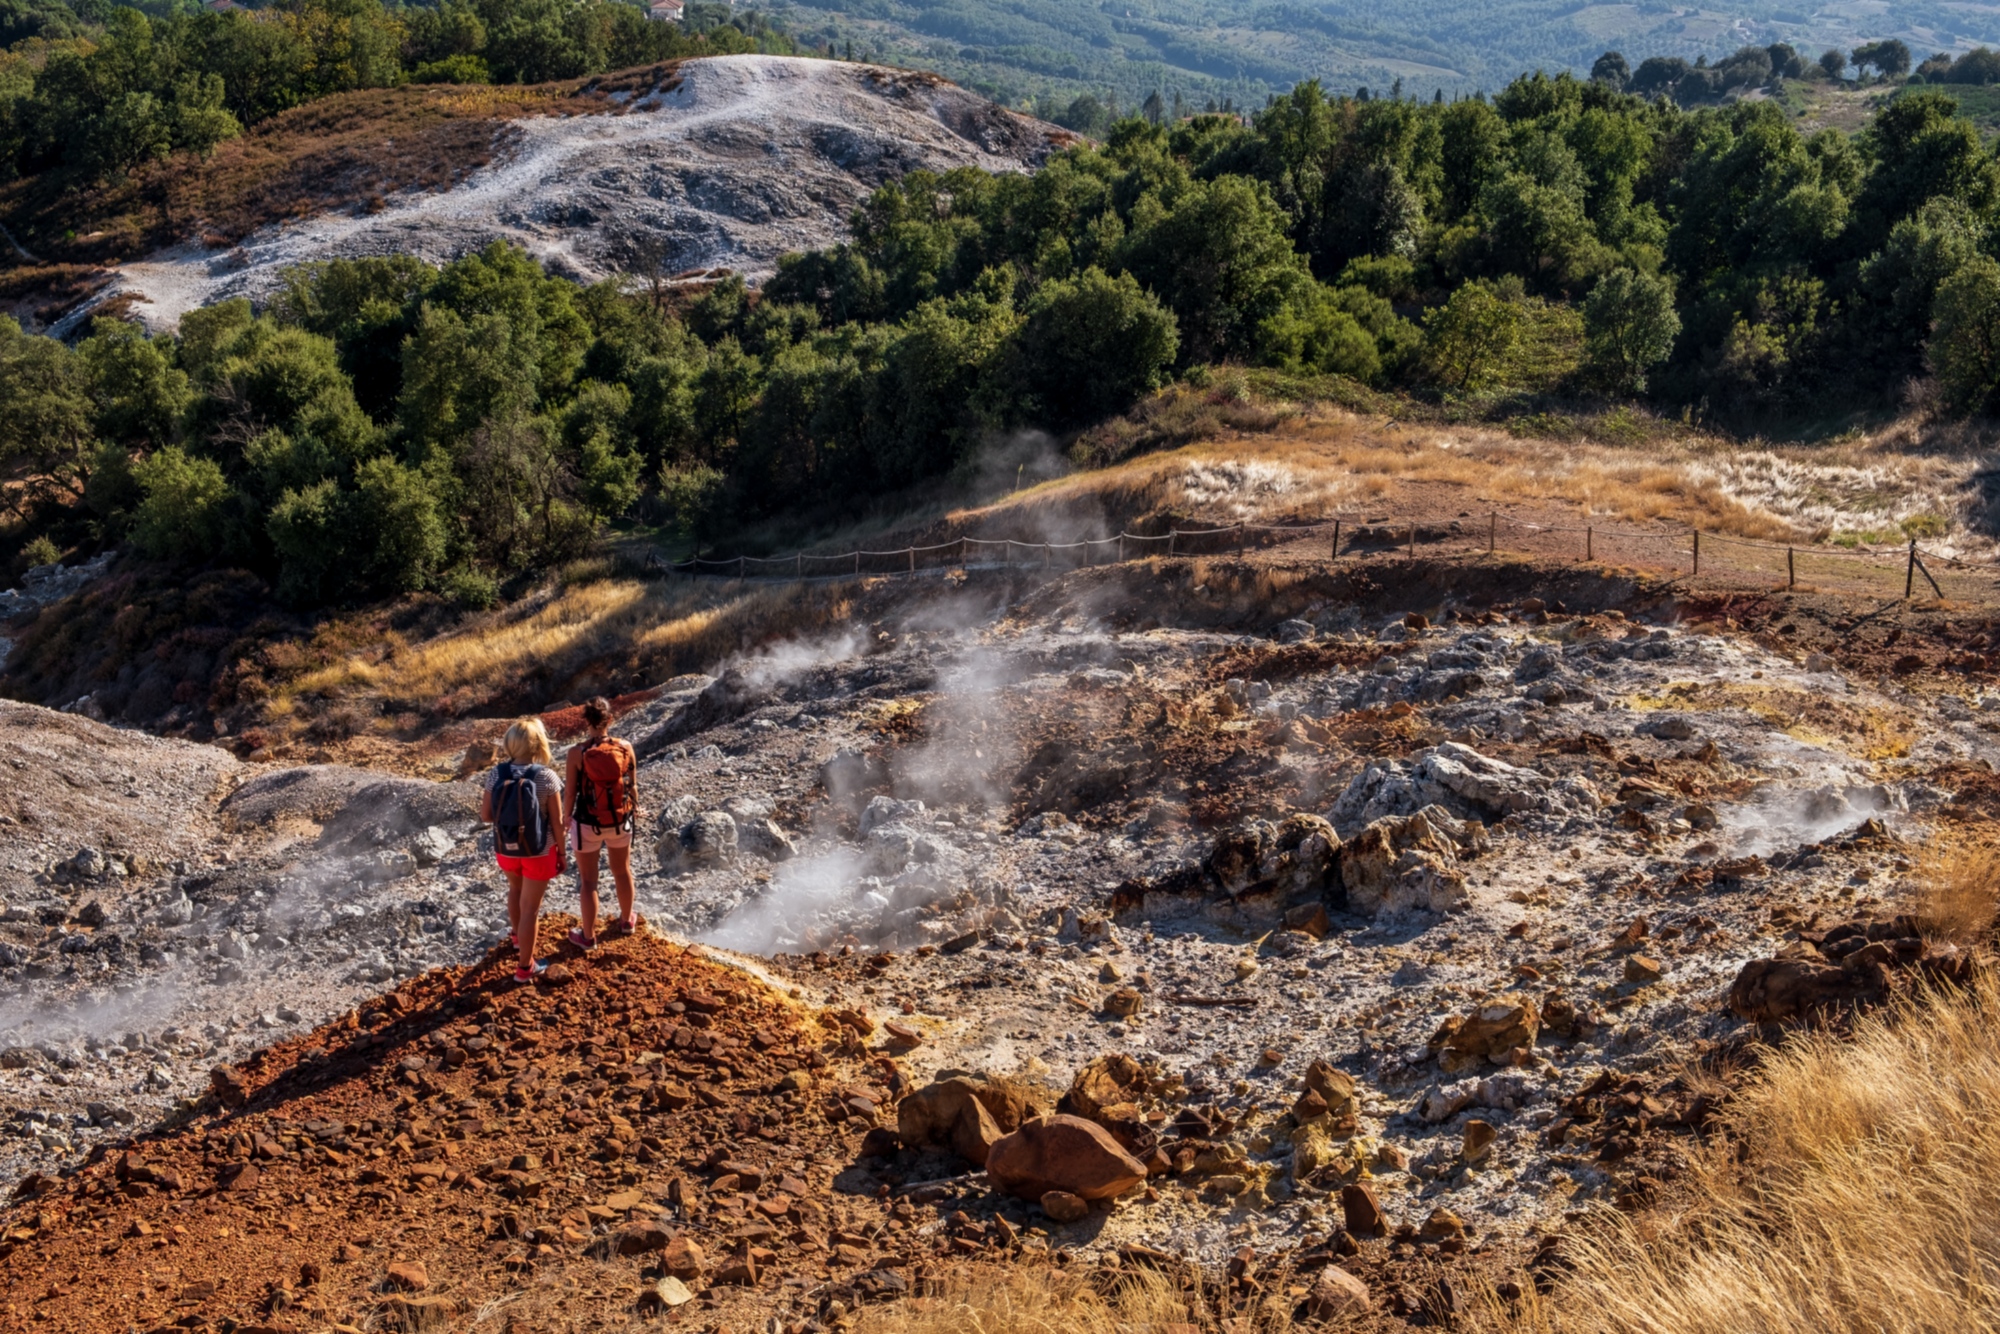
[504,869,525,943]
[517,878,549,974]
[607,844,636,928]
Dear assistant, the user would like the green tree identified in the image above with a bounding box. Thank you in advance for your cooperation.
[1118,174,1312,362]
[353,456,446,592]
[1256,282,1379,380]
[131,445,233,561]
[1013,267,1178,426]
[1931,255,2000,413]
[1852,40,1912,80]
[77,319,190,448]
[1584,268,1680,392]
[1422,279,1524,392]
[0,317,94,518]
[166,72,240,157]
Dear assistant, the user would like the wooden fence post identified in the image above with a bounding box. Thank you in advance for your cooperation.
[1787,547,1795,589]
[854,549,861,576]
[1237,525,1246,558]
[1489,512,1496,554]
[1692,530,1700,576]
[738,555,746,577]
[1043,542,1051,570]
[908,547,915,574]
[1169,530,1177,558]
[796,552,802,578]
[1906,539,1917,599]
[1118,533,1125,561]
[1585,527,1593,562]
[1332,518,1341,560]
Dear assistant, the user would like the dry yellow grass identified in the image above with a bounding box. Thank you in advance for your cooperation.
[852,1264,1299,1334]
[1912,833,2000,946]
[270,575,852,718]
[979,394,2000,555]
[1503,974,2000,1334]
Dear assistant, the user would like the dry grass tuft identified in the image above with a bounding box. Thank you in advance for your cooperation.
[852,1265,1297,1334]
[268,574,851,722]
[1506,973,2000,1334]
[1912,832,2000,946]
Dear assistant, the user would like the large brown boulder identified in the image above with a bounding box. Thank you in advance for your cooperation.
[897,1077,1004,1167]
[984,1115,1149,1203]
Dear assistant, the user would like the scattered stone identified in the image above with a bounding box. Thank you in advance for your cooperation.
[1623,954,1665,985]
[410,826,456,867]
[1330,742,1601,835]
[1419,1206,1467,1241]
[653,811,738,871]
[1274,620,1316,644]
[1428,996,1539,1074]
[736,818,798,861]
[1303,1267,1372,1319]
[663,1236,705,1279]
[1340,1182,1386,1237]
[1102,987,1142,1018]
[1039,1190,1088,1223]
[650,1276,695,1309]
[385,1261,429,1292]
[859,795,927,838]
[1340,805,1487,916]
[1637,714,1698,740]
[985,1115,1149,1203]
[896,1076,1003,1167]
[210,1065,249,1108]
[1461,1120,1498,1163]
[819,749,890,806]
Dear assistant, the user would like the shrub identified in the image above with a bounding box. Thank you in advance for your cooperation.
[131,446,234,562]
[1013,267,1179,428]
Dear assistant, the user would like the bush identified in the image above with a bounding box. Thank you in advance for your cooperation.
[1931,255,2000,414]
[442,565,499,610]
[17,535,60,571]
[131,446,234,562]
[1584,268,1681,393]
[1013,268,1179,428]
[410,54,492,84]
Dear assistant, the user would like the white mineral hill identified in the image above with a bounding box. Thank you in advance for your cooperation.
[82,55,1070,332]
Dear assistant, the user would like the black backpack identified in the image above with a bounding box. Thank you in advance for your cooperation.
[492,762,550,857]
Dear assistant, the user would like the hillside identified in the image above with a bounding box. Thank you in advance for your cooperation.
[2,525,1999,1331]
[3,55,1072,334]
[761,0,2000,107]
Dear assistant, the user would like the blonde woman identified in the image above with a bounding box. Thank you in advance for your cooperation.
[479,717,567,985]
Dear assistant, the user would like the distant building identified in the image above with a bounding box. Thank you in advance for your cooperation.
[648,0,683,20]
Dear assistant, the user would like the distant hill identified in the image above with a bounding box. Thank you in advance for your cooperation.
[758,0,2000,108]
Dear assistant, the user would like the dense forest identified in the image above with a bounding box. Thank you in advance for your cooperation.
[5,2,2000,612]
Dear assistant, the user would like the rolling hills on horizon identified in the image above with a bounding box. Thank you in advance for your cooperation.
[759,0,2000,109]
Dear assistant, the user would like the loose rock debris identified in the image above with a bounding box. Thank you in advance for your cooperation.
[5,557,2000,1329]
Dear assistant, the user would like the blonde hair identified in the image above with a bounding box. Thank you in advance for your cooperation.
[501,717,553,767]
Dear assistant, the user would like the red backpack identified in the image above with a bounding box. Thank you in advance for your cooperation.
[575,736,636,830]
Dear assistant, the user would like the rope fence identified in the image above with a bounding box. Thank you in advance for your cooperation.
[651,510,2000,604]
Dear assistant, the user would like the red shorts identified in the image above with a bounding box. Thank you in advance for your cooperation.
[496,846,562,880]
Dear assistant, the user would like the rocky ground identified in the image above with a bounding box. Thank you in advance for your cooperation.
[0,551,1994,1331]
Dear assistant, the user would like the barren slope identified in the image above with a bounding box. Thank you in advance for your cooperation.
[75,56,1071,333]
